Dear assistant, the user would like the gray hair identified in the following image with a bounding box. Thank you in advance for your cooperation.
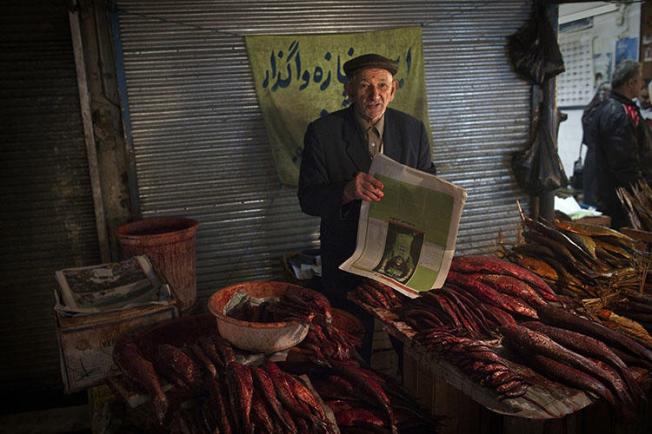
[611,60,641,89]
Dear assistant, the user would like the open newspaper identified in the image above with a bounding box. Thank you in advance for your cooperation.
[340,154,467,298]
[55,255,172,316]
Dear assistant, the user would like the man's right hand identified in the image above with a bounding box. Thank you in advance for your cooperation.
[342,172,384,204]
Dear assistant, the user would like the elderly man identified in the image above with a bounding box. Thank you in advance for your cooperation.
[592,60,652,228]
[298,53,436,361]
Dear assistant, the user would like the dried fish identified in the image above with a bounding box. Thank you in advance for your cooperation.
[537,305,652,364]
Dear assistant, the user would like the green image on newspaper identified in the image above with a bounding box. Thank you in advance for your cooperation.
[369,175,454,291]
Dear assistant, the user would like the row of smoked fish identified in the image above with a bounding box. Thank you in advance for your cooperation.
[507,218,644,299]
[617,180,652,232]
[351,255,652,416]
[112,298,441,433]
[506,217,652,345]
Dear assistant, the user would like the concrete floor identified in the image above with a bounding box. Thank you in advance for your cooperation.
[0,405,90,434]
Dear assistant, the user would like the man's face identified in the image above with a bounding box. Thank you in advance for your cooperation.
[627,71,644,99]
[347,68,397,123]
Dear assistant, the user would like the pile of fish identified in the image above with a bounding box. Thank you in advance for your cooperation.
[349,256,652,414]
[415,330,528,399]
[606,290,652,336]
[397,288,500,340]
[348,257,555,398]
[591,306,652,350]
[295,316,361,362]
[617,180,652,231]
[501,304,652,417]
[349,279,404,310]
[396,256,556,336]
[113,316,227,423]
[227,289,359,362]
[504,217,652,347]
[113,317,336,433]
[227,290,332,325]
[164,358,338,434]
[286,293,361,362]
[305,362,442,434]
[507,218,643,298]
[113,310,441,433]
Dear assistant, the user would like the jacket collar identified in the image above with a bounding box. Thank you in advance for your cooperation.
[610,91,637,107]
[343,106,401,172]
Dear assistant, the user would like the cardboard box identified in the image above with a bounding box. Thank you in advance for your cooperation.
[57,302,178,393]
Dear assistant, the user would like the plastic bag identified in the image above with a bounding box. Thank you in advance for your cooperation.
[507,3,565,85]
[512,107,569,194]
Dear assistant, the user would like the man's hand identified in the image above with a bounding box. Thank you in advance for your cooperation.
[342,172,384,204]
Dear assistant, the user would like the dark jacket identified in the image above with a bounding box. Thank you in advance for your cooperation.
[593,91,652,228]
[580,85,610,207]
[298,106,435,292]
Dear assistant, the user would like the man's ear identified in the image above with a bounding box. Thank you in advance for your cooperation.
[388,79,398,101]
[345,81,353,98]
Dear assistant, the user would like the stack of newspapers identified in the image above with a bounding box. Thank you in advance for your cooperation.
[54,255,172,316]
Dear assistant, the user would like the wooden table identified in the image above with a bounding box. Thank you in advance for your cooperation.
[351,300,652,434]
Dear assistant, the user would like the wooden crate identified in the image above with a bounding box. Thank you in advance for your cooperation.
[57,302,178,393]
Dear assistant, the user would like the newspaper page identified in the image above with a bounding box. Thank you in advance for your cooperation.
[340,154,467,298]
[55,256,172,316]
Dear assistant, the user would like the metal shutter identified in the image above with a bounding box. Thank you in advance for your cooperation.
[115,0,532,304]
[0,1,101,391]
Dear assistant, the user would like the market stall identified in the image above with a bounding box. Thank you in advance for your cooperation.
[349,249,652,433]
[103,281,442,433]
[52,214,652,434]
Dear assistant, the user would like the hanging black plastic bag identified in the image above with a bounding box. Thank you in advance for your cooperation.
[512,106,569,194]
[507,3,565,85]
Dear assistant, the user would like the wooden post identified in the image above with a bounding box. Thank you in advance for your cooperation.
[68,0,110,262]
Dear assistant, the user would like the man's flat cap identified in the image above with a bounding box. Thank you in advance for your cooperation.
[343,53,399,77]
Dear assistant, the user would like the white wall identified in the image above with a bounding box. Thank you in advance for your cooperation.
[558,109,584,177]
[557,3,640,179]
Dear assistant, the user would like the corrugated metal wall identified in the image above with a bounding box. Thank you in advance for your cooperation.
[115,0,532,304]
[0,1,101,391]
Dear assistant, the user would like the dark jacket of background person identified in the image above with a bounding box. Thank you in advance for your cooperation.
[298,105,435,300]
[580,83,610,207]
[593,91,652,228]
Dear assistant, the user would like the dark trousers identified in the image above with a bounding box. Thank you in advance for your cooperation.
[319,264,403,371]
[319,262,376,364]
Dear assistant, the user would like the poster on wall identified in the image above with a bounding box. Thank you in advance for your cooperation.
[245,27,428,186]
[593,52,613,87]
[615,37,639,66]
[557,31,594,107]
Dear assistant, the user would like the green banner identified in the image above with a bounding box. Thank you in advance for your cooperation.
[245,27,429,186]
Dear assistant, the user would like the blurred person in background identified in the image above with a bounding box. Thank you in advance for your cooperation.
[580,82,611,207]
[636,79,652,127]
[589,60,652,228]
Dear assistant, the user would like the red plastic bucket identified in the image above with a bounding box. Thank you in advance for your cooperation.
[116,217,199,313]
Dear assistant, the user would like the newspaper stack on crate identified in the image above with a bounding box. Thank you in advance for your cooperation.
[54,256,178,393]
